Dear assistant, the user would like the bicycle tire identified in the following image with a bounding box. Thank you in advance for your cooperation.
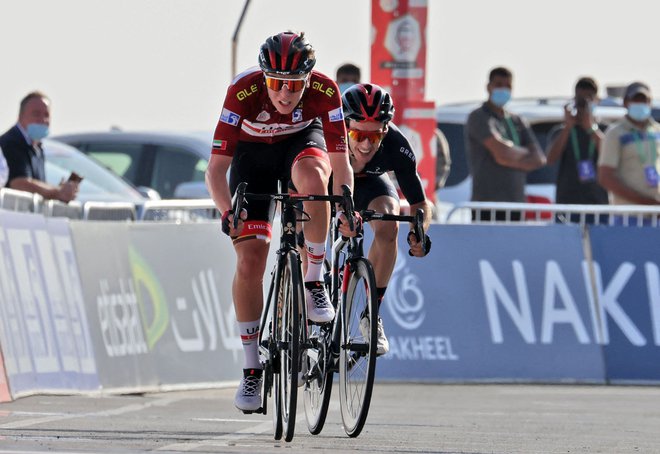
[276,249,302,442]
[267,270,283,441]
[339,257,378,437]
[303,258,335,434]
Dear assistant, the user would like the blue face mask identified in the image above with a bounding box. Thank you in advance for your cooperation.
[26,123,50,141]
[338,82,356,94]
[490,88,511,107]
[627,103,651,122]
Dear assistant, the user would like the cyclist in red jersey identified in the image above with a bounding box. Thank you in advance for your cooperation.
[342,83,433,355]
[205,31,355,413]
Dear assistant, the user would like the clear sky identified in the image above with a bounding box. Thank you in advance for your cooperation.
[2,0,659,135]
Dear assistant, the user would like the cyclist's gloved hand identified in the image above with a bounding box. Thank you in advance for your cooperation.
[336,210,362,238]
[407,231,432,257]
[221,208,247,238]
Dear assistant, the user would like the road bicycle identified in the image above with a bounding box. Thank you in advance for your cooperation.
[303,207,428,438]
[230,182,354,442]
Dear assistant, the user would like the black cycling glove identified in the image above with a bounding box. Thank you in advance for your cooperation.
[407,232,432,257]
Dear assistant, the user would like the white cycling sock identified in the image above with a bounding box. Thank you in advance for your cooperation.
[304,240,326,283]
[238,319,261,369]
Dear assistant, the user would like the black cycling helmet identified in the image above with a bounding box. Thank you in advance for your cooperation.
[258,31,316,76]
[342,83,395,123]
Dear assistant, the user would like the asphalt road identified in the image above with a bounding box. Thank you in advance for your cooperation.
[0,383,659,453]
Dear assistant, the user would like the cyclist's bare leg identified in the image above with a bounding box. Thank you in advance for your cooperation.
[291,155,331,245]
[366,195,399,288]
[233,238,270,322]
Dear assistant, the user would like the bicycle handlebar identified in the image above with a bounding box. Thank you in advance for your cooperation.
[231,182,357,230]
[361,208,427,255]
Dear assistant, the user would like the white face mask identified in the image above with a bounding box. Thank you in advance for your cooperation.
[628,103,651,122]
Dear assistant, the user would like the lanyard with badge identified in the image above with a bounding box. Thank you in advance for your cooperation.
[632,130,659,187]
[503,115,520,146]
[570,127,596,182]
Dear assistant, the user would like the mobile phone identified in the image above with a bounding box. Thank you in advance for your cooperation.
[67,171,84,183]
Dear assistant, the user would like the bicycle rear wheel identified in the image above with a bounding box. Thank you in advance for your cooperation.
[274,249,303,442]
[339,258,378,437]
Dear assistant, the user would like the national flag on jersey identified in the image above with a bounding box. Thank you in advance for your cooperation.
[213,140,227,151]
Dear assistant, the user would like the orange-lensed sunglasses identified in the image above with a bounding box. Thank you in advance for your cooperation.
[347,128,387,144]
[264,75,307,92]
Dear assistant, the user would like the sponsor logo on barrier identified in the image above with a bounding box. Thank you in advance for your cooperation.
[384,248,459,361]
[0,217,98,392]
[171,269,241,361]
[480,259,660,346]
[97,279,149,357]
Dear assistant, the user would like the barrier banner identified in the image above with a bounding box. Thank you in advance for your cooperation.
[70,221,242,389]
[0,210,99,397]
[588,226,660,383]
[373,224,605,382]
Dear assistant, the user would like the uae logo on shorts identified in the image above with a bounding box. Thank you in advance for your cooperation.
[256,110,270,122]
[292,109,303,122]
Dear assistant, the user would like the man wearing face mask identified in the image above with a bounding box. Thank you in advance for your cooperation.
[335,63,361,94]
[546,77,609,223]
[599,82,660,223]
[465,66,546,221]
[0,91,79,202]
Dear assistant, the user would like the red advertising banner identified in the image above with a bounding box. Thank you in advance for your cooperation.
[371,0,436,202]
[398,101,437,201]
[371,0,428,103]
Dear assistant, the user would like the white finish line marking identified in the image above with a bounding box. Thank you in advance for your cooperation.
[157,420,274,451]
[0,396,182,430]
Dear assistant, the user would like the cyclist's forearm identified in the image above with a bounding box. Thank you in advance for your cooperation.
[410,199,434,231]
[328,152,353,197]
[206,155,233,212]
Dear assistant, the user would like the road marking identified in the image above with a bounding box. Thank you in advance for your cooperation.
[157,420,274,451]
[0,396,182,430]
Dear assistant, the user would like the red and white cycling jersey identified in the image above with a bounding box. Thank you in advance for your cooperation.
[212,67,347,157]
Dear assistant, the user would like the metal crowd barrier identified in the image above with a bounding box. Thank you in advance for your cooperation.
[43,200,83,219]
[140,199,220,222]
[0,188,42,214]
[446,202,660,227]
[83,202,137,221]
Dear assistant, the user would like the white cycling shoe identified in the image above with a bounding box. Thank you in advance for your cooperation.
[305,281,335,323]
[359,315,390,356]
[234,368,263,413]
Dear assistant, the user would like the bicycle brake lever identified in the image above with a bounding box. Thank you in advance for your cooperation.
[232,182,248,229]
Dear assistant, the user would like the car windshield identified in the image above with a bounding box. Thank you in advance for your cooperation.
[43,139,145,202]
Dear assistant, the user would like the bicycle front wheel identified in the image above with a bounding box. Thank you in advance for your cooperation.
[274,249,303,442]
[303,258,335,435]
[339,258,378,437]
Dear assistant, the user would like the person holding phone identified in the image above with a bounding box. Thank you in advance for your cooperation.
[546,77,609,223]
[0,91,79,202]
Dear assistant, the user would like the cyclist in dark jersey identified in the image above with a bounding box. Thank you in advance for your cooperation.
[206,31,355,413]
[341,83,433,355]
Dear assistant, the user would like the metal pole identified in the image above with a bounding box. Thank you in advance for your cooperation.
[231,0,252,79]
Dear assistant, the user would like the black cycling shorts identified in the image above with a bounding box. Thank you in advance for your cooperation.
[229,120,328,224]
[353,173,400,212]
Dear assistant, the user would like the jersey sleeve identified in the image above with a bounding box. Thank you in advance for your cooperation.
[211,82,252,157]
[317,79,347,154]
[390,128,426,205]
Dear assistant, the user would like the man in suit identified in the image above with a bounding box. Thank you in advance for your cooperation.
[0,91,78,201]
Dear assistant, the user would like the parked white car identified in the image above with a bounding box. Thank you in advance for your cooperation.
[52,131,212,199]
[43,139,150,203]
